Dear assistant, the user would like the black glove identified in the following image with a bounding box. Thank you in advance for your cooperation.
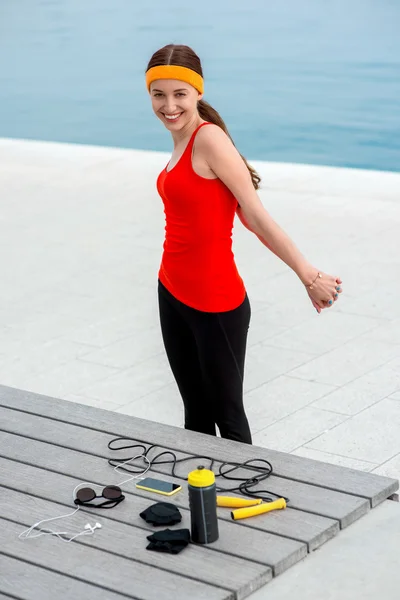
[139,502,182,526]
[146,528,191,554]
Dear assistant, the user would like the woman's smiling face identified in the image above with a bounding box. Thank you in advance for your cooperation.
[150,79,202,130]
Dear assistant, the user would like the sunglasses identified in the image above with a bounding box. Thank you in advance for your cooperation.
[74,485,125,509]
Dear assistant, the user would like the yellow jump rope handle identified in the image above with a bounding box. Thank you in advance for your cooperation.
[231,498,287,520]
[216,496,262,508]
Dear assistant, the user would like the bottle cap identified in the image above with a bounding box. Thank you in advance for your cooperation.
[188,465,215,488]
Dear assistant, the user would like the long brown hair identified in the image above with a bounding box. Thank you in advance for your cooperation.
[146,44,261,190]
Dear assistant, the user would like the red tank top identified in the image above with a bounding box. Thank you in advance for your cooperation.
[156,122,246,312]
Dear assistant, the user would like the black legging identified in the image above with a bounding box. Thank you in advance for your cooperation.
[158,280,252,444]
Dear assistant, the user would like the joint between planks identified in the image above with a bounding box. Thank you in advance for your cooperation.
[0,550,141,600]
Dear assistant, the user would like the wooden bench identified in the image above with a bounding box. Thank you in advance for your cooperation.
[0,384,398,600]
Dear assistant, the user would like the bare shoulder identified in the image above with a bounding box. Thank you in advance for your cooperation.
[195,123,234,151]
[192,123,237,178]
[194,122,259,204]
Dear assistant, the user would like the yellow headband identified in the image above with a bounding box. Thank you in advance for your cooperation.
[146,65,204,94]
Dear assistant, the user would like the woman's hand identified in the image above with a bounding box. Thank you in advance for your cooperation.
[306,272,343,314]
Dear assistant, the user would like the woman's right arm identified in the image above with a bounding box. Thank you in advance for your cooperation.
[236,206,331,313]
[197,125,343,311]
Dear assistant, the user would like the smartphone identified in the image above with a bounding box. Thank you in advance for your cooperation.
[136,477,182,496]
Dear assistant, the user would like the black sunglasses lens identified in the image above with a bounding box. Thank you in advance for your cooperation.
[76,487,96,502]
[103,485,122,500]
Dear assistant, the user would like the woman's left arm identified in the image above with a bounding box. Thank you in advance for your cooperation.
[197,125,342,311]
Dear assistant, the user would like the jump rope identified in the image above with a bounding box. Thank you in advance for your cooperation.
[107,437,289,503]
[19,436,288,541]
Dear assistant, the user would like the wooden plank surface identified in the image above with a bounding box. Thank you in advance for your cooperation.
[0,455,337,553]
[0,440,306,575]
[0,407,370,528]
[0,555,129,600]
[1,518,231,600]
[0,384,398,600]
[0,483,272,598]
[0,385,396,506]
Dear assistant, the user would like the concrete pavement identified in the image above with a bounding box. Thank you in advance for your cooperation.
[249,499,400,600]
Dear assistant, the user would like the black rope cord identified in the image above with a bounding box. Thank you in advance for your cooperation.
[107,437,289,503]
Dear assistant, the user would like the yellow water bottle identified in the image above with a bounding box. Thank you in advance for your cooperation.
[188,465,219,544]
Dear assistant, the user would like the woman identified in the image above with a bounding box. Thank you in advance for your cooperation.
[146,44,342,445]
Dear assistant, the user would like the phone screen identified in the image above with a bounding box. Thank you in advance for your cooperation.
[136,477,181,494]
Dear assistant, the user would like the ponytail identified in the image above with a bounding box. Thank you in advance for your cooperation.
[197,99,261,190]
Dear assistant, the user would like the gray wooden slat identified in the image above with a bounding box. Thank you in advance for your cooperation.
[0,385,396,506]
[1,518,231,600]
[0,483,271,599]
[0,554,129,600]
[0,409,369,529]
[0,446,305,576]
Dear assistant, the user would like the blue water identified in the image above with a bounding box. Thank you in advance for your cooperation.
[0,0,399,171]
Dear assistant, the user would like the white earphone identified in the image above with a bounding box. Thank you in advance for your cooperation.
[19,451,151,543]
[84,522,102,533]
[19,511,103,543]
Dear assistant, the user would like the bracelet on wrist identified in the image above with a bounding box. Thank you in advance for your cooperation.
[307,272,322,289]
